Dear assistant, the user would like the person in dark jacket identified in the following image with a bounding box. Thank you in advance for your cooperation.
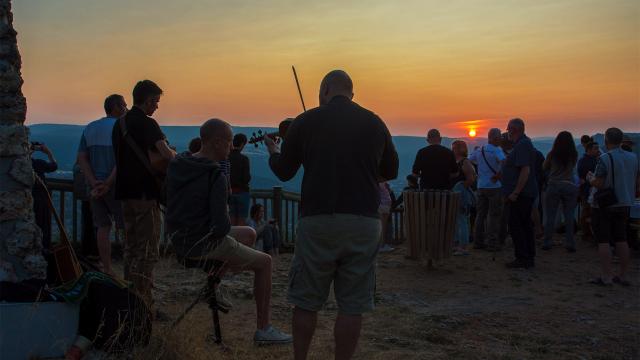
[229,133,251,225]
[166,118,292,345]
[31,142,58,252]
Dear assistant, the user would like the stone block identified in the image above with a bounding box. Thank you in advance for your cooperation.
[0,124,28,156]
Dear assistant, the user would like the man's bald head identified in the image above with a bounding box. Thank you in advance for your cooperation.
[319,70,354,105]
[200,118,231,143]
[199,118,233,161]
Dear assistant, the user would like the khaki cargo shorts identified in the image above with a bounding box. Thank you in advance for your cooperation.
[189,234,265,269]
[288,214,381,315]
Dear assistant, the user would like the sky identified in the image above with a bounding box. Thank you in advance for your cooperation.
[13,0,640,137]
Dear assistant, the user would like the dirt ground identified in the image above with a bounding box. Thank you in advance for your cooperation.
[115,235,639,360]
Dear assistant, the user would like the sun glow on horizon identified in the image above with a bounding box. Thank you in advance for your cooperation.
[468,129,477,137]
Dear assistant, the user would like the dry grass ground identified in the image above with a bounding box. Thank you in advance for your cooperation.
[108,235,638,360]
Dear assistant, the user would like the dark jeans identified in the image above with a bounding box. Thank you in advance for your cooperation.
[259,224,281,252]
[509,195,535,265]
[543,182,578,248]
[499,199,510,245]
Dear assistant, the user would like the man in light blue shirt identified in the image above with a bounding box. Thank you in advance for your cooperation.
[588,127,639,286]
[76,94,127,275]
[469,128,506,250]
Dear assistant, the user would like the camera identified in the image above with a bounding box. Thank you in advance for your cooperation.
[30,141,42,151]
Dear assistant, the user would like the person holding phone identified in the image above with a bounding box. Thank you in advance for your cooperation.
[31,142,58,252]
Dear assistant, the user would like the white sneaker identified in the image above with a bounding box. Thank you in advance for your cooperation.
[254,325,293,345]
[379,244,395,253]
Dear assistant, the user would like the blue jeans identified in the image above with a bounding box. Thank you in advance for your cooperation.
[543,182,578,248]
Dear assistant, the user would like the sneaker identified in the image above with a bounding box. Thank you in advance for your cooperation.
[215,287,233,310]
[254,325,293,345]
[379,244,395,253]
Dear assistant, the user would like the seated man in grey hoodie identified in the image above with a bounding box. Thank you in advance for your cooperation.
[166,118,292,345]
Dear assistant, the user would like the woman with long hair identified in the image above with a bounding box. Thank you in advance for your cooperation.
[451,140,477,255]
[542,131,579,252]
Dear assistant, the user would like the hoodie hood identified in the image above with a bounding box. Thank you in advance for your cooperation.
[168,151,219,190]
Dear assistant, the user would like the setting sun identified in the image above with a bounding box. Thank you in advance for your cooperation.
[468,129,477,137]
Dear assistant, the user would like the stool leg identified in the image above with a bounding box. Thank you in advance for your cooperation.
[207,275,223,344]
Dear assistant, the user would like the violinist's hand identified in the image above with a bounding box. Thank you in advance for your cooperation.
[264,136,279,155]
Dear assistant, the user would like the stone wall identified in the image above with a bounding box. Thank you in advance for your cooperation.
[0,0,47,282]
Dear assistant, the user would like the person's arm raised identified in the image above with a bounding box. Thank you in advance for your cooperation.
[267,120,302,181]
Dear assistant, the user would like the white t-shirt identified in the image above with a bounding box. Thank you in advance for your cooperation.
[469,144,506,189]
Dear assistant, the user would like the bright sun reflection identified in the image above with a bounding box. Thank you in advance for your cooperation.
[468,129,477,137]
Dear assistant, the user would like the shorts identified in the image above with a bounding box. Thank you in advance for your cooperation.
[188,234,265,269]
[91,188,124,228]
[592,206,630,244]
[288,214,380,315]
[229,192,251,220]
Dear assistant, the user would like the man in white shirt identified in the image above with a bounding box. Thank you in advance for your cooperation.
[469,128,506,250]
[588,127,640,286]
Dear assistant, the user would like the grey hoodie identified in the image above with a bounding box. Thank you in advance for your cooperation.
[166,152,230,259]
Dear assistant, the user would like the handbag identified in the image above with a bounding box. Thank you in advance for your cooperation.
[594,153,618,208]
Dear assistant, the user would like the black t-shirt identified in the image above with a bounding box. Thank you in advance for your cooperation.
[412,144,458,190]
[269,96,399,218]
[112,106,165,200]
[229,149,251,192]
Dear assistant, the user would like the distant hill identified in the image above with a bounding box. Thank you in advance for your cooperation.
[28,124,639,193]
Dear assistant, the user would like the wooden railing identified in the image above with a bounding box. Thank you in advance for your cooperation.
[45,179,405,249]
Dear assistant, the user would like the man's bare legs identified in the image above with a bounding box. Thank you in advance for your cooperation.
[615,241,630,281]
[293,308,362,360]
[335,313,362,360]
[225,226,272,329]
[293,307,317,360]
[597,243,614,283]
[96,225,114,275]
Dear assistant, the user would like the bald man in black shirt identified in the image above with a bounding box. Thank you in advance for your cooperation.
[266,70,398,360]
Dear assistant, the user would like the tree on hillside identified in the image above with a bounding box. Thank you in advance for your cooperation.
[0,0,47,282]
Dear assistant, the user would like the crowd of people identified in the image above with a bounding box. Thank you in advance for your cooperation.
[26,71,639,360]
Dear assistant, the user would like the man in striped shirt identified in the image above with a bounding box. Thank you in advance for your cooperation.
[76,94,127,275]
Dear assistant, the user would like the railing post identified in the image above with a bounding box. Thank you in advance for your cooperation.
[273,186,283,236]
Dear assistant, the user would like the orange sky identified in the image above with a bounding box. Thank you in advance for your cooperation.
[13,0,640,137]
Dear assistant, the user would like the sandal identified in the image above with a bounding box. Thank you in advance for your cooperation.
[589,277,613,286]
[612,276,631,287]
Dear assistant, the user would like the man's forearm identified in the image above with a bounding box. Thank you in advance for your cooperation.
[77,153,97,186]
[156,140,176,160]
[105,167,117,186]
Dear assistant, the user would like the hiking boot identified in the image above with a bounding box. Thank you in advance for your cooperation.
[215,287,233,310]
[254,325,293,345]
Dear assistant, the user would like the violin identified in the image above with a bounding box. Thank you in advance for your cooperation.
[248,118,293,148]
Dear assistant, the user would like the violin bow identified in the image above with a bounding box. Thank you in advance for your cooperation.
[292,65,306,112]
